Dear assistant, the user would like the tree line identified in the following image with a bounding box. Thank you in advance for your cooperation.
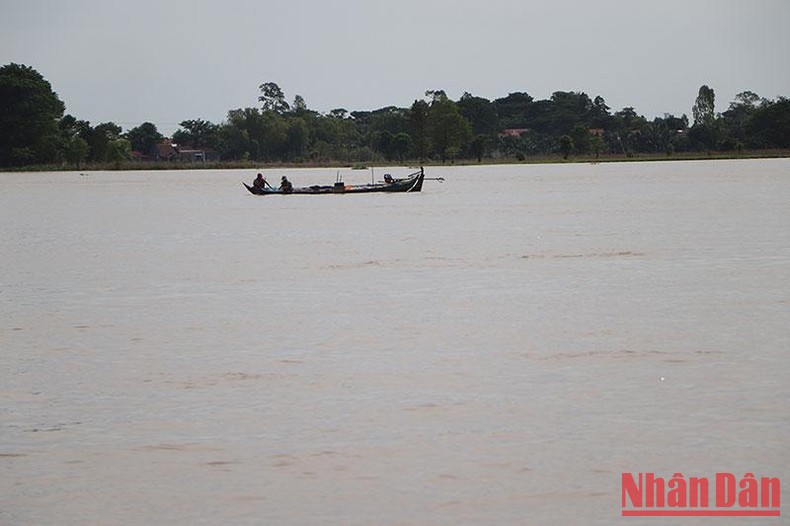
[2,62,789,168]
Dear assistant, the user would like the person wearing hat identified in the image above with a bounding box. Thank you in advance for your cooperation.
[253,173,267,189]
[279,176,293,193]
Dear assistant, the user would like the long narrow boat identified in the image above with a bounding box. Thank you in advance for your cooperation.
[243,167,426,195]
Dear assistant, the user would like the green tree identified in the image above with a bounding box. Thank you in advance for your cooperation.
[373,130,394,160]
[258,82,290,114]
[408,99,431,161]
[558,135,574,159]
[0,63,66,166]
[692,85,716,126]
[58,115,85,162]
[126,122,163,154]
[91,122,122,161]
[642,115,677,154]
[71,121,122,162]
[391,132,412,162]
[106,138,131,168]
[426,91,471,162]
[368,107,409,137]
[65,136,90,168]
[285,117,309,160]
[217,118,250,160]
[494,92,534,129]
[469,134,489,162]
[354,107,407,158]
[292,95,308,115]
[260,110,289,160]
[589,95,612,128]
[445,146,462,163]
[570,123,591,154]
[689,86,720,151]
[310,112,347,158]
[173,118,219,148]
[721,91,761,146]
[589,134,606,159]
[731,90,761,109]
[522,99,553,135]
[222,108,263,159]
[611,107,648,154]
[222,107,293,161]
[549,91,593,135]
[747,97,790,148]
[312,111,358,159]
[458,92,499,135]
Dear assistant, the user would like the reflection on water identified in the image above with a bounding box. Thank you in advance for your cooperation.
[1,160,789,525]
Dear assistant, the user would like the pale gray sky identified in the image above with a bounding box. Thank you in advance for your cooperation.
[2,0,789,134]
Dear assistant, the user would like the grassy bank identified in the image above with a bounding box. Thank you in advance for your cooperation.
[456,149,790,166]
[3,149,789,173]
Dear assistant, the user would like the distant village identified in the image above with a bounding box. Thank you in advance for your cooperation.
[131,138,220,164]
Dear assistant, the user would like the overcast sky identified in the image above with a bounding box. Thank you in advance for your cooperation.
[2,0,789,135]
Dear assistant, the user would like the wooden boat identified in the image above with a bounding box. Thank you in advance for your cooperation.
[244,167,427,195]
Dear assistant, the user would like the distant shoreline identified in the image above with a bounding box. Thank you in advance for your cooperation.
[2,149,789,173]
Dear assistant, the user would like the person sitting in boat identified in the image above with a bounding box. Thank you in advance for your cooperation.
[280,176,293,193]
[253,173,267,189]
[383,174,394,184]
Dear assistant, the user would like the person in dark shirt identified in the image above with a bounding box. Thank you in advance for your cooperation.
[253,173,267,189]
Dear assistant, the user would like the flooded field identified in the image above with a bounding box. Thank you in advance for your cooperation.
[2,159,788,525]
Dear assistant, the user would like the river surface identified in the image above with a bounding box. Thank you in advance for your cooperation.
[1,160,788,525]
